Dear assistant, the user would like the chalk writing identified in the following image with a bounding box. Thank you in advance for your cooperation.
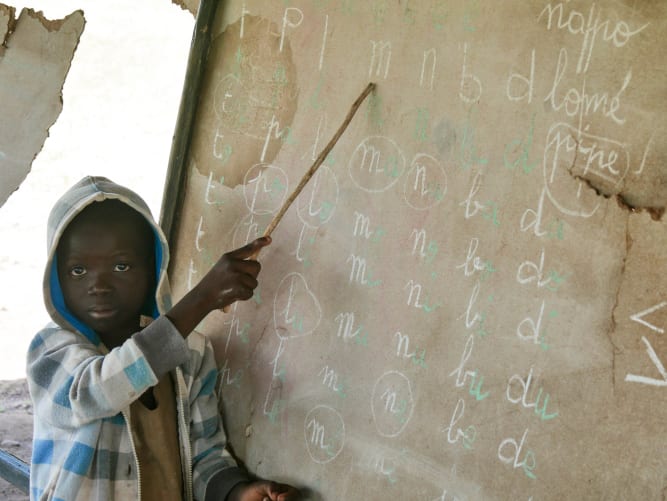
[296,165,338,228]
[371,371,414,437]
[212,127,232,165]
[507,49,535,104]
[520,187,565,240]
[243,163,289,215]
[223,313,250,353]
[449,335,490,401]
[420,48,437,90]
[543,122,631,218]
[506,367,559,421]
[273,272,322,338]
[280,7,303,52]
[411,228,439,263]
[537,2,649,74]
[213,74,245,126]
[442,398,476,450]
[204,172,225,206]
[394,331,427,368]
[348,254,381,286]
[461,282,484,331]
[335,312,363,341]
[304,405,345,464]
[625,336,667,388]
[517,300,549,349]
[353,211,374,239]
[403,153,448,210]
[459,43,482,104]
[369,40,392,79]
[261,115,293,162]
[195,216,205,252]
[630,301,666,334]
[545,48,630,127]
[517,248,566,291]
[218,358,243,388]
[319,365,346,396]
[457,237,494,280]
[498,428,537,479]
[348,136,406,192]
[186,259,197,291]
[319,14,328,70]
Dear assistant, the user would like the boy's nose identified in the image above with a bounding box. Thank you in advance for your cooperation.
[88,272,113,294]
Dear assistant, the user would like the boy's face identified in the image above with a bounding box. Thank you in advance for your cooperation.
[56,206,154,346]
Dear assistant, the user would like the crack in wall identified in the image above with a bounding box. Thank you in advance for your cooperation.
[571,172,665,221]
[606,213,633,394]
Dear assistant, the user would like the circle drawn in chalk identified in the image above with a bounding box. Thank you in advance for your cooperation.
[403,153,448,210]
[296,166,339,229]
[304,405,345,464]
[243,163,289,215]
[273,272,322,339]
[371,371,414,438]
[348,136,406,193]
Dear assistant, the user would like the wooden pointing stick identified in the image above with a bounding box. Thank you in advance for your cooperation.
[223,82,376,312]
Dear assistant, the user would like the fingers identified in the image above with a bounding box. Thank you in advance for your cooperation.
[268,482,302,501]
[226,236,272,260]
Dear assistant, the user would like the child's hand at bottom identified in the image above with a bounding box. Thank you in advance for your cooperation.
[227,480,302,501]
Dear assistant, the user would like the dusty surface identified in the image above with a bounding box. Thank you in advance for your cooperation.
[0,379,32,501]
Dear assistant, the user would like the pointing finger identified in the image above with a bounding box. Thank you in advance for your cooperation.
[227,236,272,259]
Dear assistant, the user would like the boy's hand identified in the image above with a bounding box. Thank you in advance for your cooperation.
[200,236,272,309]
[227,480,303,501]
[166,237,271,337]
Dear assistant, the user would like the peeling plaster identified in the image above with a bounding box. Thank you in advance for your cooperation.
[0,5,84,207]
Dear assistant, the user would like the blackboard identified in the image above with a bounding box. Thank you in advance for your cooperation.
[165,2,667,499]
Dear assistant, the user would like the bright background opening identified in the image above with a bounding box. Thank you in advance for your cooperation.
[0,0,193,379]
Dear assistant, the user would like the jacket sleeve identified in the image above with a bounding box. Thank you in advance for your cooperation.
[27,317,189,429]
[183,332,249,501]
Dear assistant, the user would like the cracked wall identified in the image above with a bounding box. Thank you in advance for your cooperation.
[0,5,84,207]
[167,2,666,499]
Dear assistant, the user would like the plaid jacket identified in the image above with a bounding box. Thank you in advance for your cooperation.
[27,177,247,500]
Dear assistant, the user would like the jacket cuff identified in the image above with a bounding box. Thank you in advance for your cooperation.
[205,467,251,501]
[132,315,189,379]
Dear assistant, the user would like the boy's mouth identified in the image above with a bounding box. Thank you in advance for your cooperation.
[88,307,117,320]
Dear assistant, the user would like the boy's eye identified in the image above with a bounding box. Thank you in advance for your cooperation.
[114,263,131,272]
[70,266,86,277]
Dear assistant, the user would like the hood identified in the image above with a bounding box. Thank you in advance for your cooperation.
[44,176,172,345]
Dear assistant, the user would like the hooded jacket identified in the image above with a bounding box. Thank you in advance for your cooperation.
[27,176,247,500]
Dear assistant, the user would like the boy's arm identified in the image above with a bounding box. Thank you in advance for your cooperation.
[27,318,185,428]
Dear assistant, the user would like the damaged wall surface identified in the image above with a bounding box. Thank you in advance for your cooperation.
[0,5,84,206]
[171,0,197,17]
[167,2,666,500]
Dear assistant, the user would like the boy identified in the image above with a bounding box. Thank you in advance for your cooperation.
[27,176,302,501]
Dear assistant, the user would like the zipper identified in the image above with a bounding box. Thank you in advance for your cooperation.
[122,408,142,501]
[176,366,194,501]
